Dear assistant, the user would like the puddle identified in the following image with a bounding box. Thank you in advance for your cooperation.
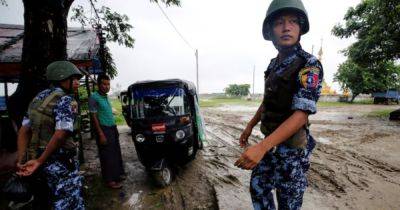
[125,191,142,209]
[317,137,331,144]
[215,105,258,112]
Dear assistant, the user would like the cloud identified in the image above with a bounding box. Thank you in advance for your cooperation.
[0,0,361,93]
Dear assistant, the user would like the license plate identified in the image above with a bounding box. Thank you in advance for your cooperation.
[152,123,166,133]
[156,135,164,143]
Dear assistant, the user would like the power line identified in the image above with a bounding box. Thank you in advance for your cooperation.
[155,2,199,92]
[88,0,101,24]
[155,2,194,50]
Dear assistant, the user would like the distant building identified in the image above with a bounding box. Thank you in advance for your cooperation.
[321,80,337,95]
[317,38,336,96]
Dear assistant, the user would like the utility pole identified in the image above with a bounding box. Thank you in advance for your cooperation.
[253,65,255,97]
[195,49,199,93]
[311,45,314,55]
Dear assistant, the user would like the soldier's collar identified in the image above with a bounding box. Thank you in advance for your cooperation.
[51,87,66,94]
[275,43,302,63]
[277,43,301,55]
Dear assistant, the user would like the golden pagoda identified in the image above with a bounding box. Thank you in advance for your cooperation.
[318,38,336,95]
[342,88,350,97]
[321,80,336,95]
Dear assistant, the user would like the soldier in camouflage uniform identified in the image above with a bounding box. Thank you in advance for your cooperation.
[235,0,323,209]
[16,61,85,210]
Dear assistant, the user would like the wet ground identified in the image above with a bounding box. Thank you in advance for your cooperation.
[83,104,400,210]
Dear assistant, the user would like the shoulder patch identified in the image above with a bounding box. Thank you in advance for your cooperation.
[70,100,79,114]
[299,67,320,89]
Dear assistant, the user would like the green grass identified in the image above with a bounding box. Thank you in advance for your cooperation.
[317,99,374,107]
[198,97,375,108]
[366,109,394,118]
[199,97,261,107]
[317,101,349,107]
[353,99,374,104]
[110,99,126,125]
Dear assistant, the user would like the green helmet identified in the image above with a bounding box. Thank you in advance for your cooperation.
[262,0,309,40]
[45,61,83,81]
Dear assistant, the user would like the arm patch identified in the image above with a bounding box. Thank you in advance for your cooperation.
[299,67,320,89]
[71,100,78,114]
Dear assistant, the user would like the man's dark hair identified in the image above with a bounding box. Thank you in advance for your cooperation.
[97,74,110,85]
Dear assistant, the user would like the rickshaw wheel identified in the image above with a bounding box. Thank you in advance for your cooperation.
[153,166,173,187]
[183,144,198,163]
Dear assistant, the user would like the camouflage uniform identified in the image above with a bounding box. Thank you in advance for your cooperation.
[250,43,323,210]
[22,87,84,210]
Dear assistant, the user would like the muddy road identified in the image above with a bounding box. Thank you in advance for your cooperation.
[83,104,400,210]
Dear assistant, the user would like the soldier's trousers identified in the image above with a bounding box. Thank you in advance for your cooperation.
[250,135,316,210]
[41,150,85,210]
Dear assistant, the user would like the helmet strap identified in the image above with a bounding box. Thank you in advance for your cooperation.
[68,78,74,94]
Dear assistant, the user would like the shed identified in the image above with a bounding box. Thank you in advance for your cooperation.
[0,23,102,169]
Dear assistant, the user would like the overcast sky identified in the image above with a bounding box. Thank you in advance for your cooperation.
[0,0,360,93]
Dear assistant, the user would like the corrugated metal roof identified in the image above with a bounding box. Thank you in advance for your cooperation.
[0,24,100,63]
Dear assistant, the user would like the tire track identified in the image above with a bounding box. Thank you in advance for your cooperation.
[202,106,400,209]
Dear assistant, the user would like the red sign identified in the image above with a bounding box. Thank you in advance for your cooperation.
[152,123,166,133]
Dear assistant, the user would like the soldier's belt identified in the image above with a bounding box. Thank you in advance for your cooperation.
[261,124,307,149]
[285,127,307,149]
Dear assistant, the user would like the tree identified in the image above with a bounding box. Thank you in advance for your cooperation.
[4,0,181,125]
[334,60,400,102]
[332,0,400,101]
[332,0,400,66]
[224,84,250,97]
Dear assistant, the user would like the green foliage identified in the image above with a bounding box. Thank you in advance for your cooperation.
[334,60,368,99]
[103,46,117,78]
[150,0,181,6]
[70,0,181,78]
[70,5,134,49]
[78,86,90,111]
[334,60,400,101]
[70,4,130,78]
[333,0,400,101]
[70,6,88,27]
[332,0,400,65]
[224,84,251,97]
[71,0,181,48]
[99,6,134,48]
[110,98,126,125]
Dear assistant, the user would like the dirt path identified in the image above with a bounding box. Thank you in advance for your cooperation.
[82,126,218,210]
[83,104,400,210]
[203,104,400,210]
